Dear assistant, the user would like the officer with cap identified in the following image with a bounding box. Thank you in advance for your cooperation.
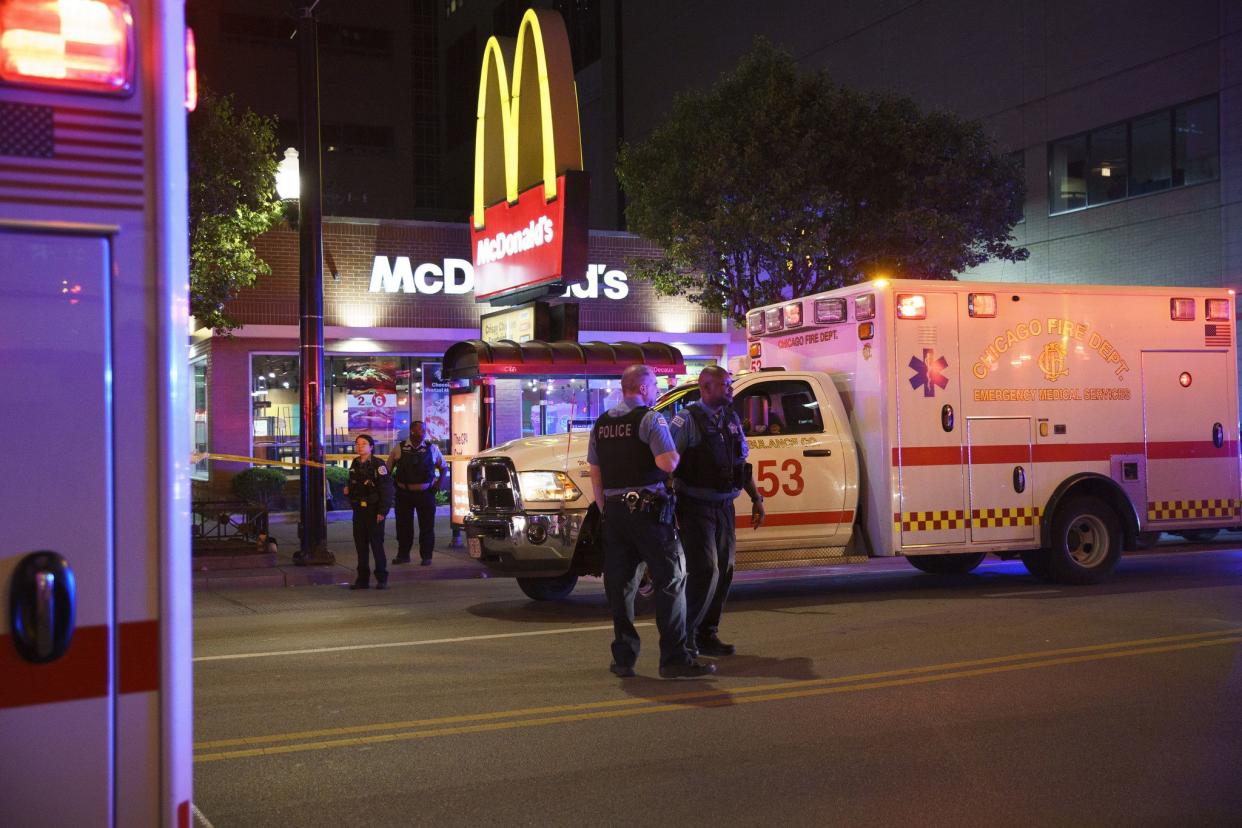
[344,433,395,590]
[670,366,765,657]
[588,364,715,680]
[387,420,447,566]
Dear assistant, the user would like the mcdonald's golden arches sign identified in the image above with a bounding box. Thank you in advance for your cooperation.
[471,8,590,303]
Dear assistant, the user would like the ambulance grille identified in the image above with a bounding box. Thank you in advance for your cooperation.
[468,457,521,514]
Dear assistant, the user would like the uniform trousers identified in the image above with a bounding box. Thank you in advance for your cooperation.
[678,495,737,640]
[352,508,388,584]
[395,487,437,561]
[602,499,691,669]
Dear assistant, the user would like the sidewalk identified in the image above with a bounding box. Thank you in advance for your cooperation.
[191,506,487,590]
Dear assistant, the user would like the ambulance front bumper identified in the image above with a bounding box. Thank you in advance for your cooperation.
[463,510,585,576]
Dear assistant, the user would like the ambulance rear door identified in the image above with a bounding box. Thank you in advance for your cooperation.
[0,227,115,825]
[1141,350,1240,527]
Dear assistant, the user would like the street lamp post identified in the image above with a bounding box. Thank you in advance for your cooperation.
[290,0,332,566]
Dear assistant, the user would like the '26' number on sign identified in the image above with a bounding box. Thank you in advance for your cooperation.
[756,459,804,497]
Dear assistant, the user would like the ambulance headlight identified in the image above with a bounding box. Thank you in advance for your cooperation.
[517,471,582,502]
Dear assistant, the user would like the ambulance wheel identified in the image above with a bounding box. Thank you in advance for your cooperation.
[1174,529,1219,543]
[1046,496,1121,585]
[516,573,578,601]
[906,553,986,575]
[1020,549,1051,579]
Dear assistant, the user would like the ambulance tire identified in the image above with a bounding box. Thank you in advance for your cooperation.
[1046,496,1122,585]
[516,572,578,601]
[905,553,986,575]
[1020,549,1052,579]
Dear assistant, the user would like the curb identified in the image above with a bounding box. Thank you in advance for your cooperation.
[192,562,488,591]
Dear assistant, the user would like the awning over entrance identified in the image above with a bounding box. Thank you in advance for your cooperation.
[441,339,685,380]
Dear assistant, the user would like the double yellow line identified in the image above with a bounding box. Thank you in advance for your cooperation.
[194,628,1241,764]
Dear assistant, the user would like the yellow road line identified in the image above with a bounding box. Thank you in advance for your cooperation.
[194,628,1242,762]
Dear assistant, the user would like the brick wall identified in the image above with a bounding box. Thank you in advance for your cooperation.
[232,219,722,335]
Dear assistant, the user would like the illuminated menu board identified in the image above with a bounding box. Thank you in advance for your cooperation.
[449,386,481,525]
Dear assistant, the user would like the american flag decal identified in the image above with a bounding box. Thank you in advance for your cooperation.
[0,101,144,212]
[1205,323,1232,347]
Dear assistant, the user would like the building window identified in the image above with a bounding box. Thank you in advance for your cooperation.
[1087,123,1128,205]
[1129,111,1172,195]
[192,360,209,480]
[251,355,300,467]
[1174,98,1219,186]
[1049,96,1219,215]
[1049,134,1086,213]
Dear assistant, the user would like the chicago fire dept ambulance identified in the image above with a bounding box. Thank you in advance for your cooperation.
[0,1,192,825]
[465,279,1240,599]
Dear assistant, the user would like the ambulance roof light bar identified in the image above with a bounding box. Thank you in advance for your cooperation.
[0,0,134,94]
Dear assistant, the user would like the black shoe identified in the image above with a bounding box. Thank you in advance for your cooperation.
[392,556,411,564]
[609,662,636,678]
[659,660,716,679]
[420,559,432,566]
[696,634,735,657]
[375,581,388,590]
[349,582,369,590]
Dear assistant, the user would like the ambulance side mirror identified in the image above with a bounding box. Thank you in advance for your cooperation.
[746,396,770,436]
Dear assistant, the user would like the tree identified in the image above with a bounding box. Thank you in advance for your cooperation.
[616,40,1028,324]
[188,88,283,333]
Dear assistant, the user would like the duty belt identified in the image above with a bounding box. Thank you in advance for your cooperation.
[396,481,433,491]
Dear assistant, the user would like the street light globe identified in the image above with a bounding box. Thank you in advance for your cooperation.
[275,147,300,200]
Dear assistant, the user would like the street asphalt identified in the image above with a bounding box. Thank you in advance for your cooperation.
[192,545,1242,827]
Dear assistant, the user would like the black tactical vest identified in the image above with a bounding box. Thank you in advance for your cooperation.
[674,403,745,493]
[395,440,435,485]
[592,406,667,491]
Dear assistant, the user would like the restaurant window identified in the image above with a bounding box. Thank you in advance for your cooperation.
[191,360,208,480]
[516,377,629,438]
[251,354,300,467]
[326,356,411,457]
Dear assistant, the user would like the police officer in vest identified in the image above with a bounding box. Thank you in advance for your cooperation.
[387,420,447,566]
[588,364,715,680]
[670,366,766,657]
[344,433,395,590]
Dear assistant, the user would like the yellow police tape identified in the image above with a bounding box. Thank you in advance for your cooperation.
[192,452,472,470]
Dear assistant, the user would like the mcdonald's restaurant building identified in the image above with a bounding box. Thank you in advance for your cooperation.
[188,217,738,487]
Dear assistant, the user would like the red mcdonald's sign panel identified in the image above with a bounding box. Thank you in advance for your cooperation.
[470,8,589,303]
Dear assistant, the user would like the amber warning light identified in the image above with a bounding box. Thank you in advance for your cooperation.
[0,0,134,93]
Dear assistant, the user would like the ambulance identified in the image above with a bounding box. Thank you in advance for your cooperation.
[0,1,192,825]
[464,279,1240,598]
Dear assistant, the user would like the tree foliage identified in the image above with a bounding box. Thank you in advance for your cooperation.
[188,88,283,333]
[617,40,1028,323]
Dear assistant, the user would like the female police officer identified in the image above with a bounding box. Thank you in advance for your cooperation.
[344,433,395,589]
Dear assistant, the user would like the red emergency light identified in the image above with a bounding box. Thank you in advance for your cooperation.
[0,0,134,94]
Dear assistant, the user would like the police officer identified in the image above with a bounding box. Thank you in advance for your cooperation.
[387,420,447,566]
[588,364,715,680]
[344,433,395,590]
[670,366,765,657]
